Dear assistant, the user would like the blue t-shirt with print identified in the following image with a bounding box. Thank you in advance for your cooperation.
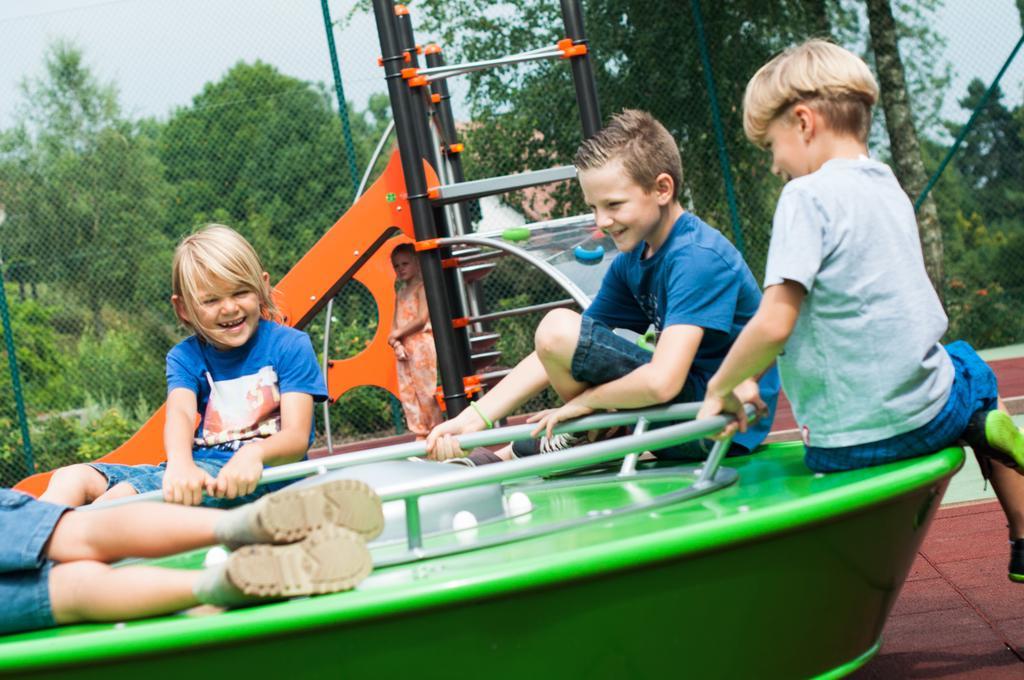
[584,211,780,450]
[166,319,328,462]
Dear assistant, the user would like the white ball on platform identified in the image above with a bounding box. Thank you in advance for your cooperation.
[506,491,533,517]
[203,545,229,568]
[452,510,478,531]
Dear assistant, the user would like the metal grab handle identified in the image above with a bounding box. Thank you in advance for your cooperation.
[85,402,756,512]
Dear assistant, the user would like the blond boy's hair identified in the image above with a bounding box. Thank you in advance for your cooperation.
[574,109,683,197]
[172,224,278,339]
[743,40,879,147]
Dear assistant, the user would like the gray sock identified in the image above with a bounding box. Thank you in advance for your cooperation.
[214,500,273,549]
[193,561,256,608]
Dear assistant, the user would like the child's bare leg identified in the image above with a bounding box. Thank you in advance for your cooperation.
[39,464,109,506]
[94,482,140,504]
[46,503,221,563]
[534,309,589,401]
[988,462,1024,539]
[49,562,199,625]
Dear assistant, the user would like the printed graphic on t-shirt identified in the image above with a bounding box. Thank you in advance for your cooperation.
[196,365,281,448]
[638,292,662,330]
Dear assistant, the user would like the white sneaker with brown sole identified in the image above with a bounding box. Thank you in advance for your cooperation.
[253,478,385,543]
[226,526,372,598]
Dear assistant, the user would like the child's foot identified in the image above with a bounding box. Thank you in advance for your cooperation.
[985,411,1024,468]
[195,526,372,606]
[511,432,585,457]
[215,478,384,548]
[1010,539,1024,583]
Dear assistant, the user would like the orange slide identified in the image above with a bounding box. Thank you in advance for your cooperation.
[16,150,420,496]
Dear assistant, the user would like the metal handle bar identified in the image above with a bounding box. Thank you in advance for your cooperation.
[417,47,563,81]
[84,402,754,510]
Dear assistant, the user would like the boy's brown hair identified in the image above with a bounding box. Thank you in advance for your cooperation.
[574,109,683,197]
[172,224,279,340]
[743,39,879,147]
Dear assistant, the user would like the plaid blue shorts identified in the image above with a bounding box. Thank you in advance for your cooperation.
[571,316,780,459]
[0,489,69,635]
[89,453,275,508]
[804,341,998,472]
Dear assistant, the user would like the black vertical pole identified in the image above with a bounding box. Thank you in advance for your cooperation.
[560,0,602,139]
[425,45,473,230]
[372,0,468,416]
[395,8,474,384]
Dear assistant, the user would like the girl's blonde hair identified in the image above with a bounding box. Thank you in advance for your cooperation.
[743,40,879,147]
[171,224,279,339]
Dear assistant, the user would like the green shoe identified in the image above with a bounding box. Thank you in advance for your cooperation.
[985,411,1024,468]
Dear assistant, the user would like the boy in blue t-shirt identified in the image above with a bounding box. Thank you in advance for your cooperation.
[698,40,1024,581]
[427,109,779,462]
[42,225,328,508]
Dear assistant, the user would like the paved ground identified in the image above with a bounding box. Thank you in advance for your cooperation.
[850,347,1024,678]
[851,499,1024,679]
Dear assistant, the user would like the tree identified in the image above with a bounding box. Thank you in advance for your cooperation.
[158,63,391,279]
[865,0,945,298]
[0,41,172,330]
[949,81,1024,225]
[415,0,839,280]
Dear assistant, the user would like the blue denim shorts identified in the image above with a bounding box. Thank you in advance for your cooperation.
[804,341,998,472]
[0,489,69,635]
[571,316,729,460]
[89,456,273,509]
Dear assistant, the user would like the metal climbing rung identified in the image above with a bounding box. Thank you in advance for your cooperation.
[459,262,495,285]
[453,249,505,266]
[430,166,577,205]
[471,350,502,371]
[467,299,575,325]
[477,368,511,386]
[469,333,500,351]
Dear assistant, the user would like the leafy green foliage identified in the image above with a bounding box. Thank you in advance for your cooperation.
[159,63,391,277]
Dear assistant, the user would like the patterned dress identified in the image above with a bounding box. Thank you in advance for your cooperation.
[394,282,443,437]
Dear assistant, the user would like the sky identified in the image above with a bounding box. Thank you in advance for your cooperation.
[0,1,1021,135]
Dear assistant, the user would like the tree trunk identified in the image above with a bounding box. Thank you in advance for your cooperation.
[865,0,945,302]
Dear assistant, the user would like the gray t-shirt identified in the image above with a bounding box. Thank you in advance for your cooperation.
[764,157,953,448]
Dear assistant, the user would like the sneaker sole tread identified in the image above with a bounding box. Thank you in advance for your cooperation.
[259,479,384,543]
[227,526,372,596]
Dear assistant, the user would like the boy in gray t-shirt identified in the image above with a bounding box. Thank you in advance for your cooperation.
[696,39,1024,582]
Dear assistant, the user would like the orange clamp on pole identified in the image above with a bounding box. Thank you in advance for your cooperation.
[441,257,460,269]
[408,75,429,87]
[463,375,483,398]
[431,93,442,104]
[400,67,419,79]
[446,143,464,155]
[427,187,440,199]
[394,4,410,15]
[557,38,588,58]
[451,317,470,329]
[414,238,441,252]
[424,43,442,55]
